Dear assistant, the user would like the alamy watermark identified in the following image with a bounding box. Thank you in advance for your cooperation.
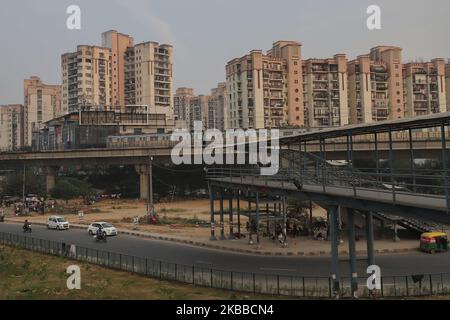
[66,265,81,290]
[66,5,81,30]
[366,265,382,290]
[170,121,280,176]
[366,5,381,30]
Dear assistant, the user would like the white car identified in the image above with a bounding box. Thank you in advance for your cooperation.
[47,216,70,230]
[88,222,118,236]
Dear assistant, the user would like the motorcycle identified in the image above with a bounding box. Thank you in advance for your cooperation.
[94,232,107,242]
[23,224,32,233]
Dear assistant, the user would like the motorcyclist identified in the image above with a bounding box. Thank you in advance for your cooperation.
[23,219,31,231]
[96,226,105,240]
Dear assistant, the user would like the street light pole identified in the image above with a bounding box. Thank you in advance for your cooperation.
[22,163,26,203]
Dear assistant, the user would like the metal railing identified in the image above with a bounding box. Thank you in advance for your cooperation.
[1,231,450,298]
[206,149,450,212]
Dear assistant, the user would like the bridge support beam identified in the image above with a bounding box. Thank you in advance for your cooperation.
[329,205,340,297]
[347,208,358,298]
[366,212,375,266]
[237,190,241,238]
[282,196,287,246]
[228,190,234,240]
[255,192,260,246]
[209,184,216,241]
[135,165,150,200]
[44,166,59,194]
[219,189,225,240]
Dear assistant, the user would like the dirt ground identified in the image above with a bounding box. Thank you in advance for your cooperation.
[4,198,327,240]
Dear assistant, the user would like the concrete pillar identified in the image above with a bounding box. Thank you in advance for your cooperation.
[237,190,241,238]
[228,190,234,240]
[366,212,375,266]
[219,190,225,240]
[44,166,58,194]
[135,165,149,200]
[347,208,358,298]
[329,205,340,297]
[282,196,287,246]
[255,192,260,245]
[209,184,216,241]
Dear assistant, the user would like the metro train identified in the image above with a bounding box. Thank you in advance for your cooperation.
[106,133,174,148]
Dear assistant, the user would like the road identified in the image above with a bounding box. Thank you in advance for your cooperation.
[1,222,449,278]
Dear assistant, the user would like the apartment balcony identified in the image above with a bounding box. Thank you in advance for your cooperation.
[413,101,429,111]
[414,94,427,102]
[270,77,283,82]
[313,93,328,100]
[375,85,388,92]
[372,74,388,82]
[270,95,283,100]
[270,85,283,91]
[155,77,171,83]
[312,65,329,72]
[270,104,284,109]
[413,85,428,94]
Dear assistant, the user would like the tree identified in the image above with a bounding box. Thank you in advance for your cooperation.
[51,177,93,203]
[0,172,45,197]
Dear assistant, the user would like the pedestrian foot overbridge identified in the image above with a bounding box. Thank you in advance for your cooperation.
[206,112,450,297]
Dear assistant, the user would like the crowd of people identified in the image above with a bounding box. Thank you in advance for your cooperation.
[0,196,56,217]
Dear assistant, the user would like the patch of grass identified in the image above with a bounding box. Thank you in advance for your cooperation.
[158,216,205,226]
[0,245,274,300]
[87,208,103,214]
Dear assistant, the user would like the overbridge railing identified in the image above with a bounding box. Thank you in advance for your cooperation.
[206,149,450,212]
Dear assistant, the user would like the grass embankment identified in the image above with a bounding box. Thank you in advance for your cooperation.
[0,245,270,300]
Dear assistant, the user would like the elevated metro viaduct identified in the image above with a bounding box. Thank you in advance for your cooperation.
[205,112,450,298]
[0,112,449,201]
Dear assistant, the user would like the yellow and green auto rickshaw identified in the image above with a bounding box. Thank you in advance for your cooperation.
[420,232,449,254]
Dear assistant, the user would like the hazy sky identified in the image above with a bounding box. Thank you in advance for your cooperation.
[0,0,449,104]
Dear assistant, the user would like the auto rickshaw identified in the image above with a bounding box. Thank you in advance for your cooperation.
[420,232,449,254]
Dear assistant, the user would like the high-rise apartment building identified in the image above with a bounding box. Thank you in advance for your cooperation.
[446,61,450,110]
[189,95,210,131]
[208,82,228,131]
[124,42,174,119]
[61,45,112,114]
[403,59,447,117]
[226,41,303,129]
[102,30,134,110]
[370,46,405,120]
[174,87,195,122]
[0,104,24,151]
[302,54,348,128]
[348,46,404,124]
[23,76,61,146]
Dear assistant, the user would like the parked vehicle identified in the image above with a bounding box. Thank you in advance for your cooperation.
[88,222,118,236]
[420,232,449,254]
[47,216,70,230]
